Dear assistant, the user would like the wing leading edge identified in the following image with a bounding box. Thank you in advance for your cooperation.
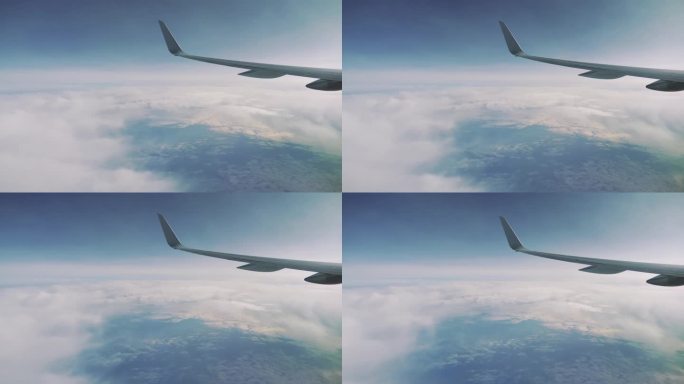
[158,214,341,284]
[158,21,342,91]
[499,216,684,286]
[499,21,684,92]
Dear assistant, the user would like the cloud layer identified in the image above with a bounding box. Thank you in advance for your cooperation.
[0,69,340,191]
[0,266,340,384]
[343,75,684,191]
[343,264,684,383]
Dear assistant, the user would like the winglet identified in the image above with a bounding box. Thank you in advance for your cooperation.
[158,20,183,55]
[158,214,182,249]
[499,216,525,251]
[499,21,525,56]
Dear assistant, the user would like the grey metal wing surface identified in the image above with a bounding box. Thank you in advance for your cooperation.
[158,21,342,91]
[158,214,341,284]
[499,216,684,286]
[499,21,684,92]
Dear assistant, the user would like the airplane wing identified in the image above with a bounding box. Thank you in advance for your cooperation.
[158,214,341,284]
[499,216,684,286]
[499,21,684,92]
[158,20,342,91]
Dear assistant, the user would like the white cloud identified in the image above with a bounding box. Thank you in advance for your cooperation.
[342,90,481,192]
[0,266,340,384]
[0,68,340,191]
[0,88,176,192]
[343,263,684,384]
[343,72,684,192]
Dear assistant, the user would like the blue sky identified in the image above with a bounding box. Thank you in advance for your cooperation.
[1,0,340,69]
[0,193,340,263]
[344,0,684,70]
[343,193,684,264]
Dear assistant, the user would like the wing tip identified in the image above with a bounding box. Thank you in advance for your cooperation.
[499,216,525,251]
[499,21,525,56]
[158,20,183,56]
[158,213,182,249]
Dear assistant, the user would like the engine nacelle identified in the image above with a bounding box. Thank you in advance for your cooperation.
[306,79,342,91]
[646,80,684,92]
[646,274,684,286]
[304,272,342,285]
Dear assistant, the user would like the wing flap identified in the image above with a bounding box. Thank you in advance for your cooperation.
[578,70,625,80]
[239,69,286,79]
[646,274,684,287]
[237,262,284,272]
[579,264,627,274]
[304,272,342,285]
